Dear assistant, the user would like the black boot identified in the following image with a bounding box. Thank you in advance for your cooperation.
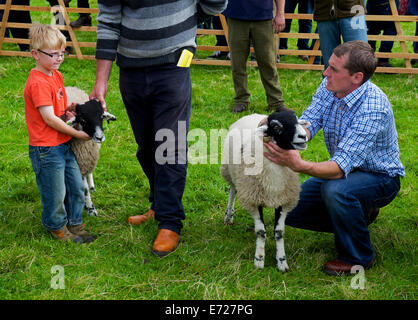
[70,14,91,27]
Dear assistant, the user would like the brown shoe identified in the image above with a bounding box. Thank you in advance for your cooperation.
[127,209,155,225]
[49,226,83,244]
[324,258,375,276]
[67,223,95,243]
[152,229,180,257]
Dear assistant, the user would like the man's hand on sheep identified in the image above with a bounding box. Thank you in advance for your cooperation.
[264,141,345,179]
[90,59,113,112]
[264,141,309,173]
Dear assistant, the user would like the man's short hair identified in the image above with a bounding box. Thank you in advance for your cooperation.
[333,41,377,83]
[29,23,66,51]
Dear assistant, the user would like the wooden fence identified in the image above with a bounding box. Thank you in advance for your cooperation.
[1,0,417,74]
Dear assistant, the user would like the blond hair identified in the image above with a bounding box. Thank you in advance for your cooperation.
[29,23,66,50]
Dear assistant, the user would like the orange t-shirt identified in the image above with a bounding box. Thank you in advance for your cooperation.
[24,69,71,146]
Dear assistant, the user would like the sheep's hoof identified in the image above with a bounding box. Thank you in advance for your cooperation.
[254,257,265,269]
[224,209,234,225]
[87,208,98,216]
[90,187,96,193]
[277,261,289,273]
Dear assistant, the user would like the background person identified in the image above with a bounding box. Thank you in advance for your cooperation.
[223,0,287,113]
[313,0,368,69]
[278,0,314,62]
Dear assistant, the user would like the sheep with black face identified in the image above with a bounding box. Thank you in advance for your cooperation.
[220,110,310,272]
[65,86,116,216]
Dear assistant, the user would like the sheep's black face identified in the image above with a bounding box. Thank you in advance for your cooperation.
[266,111,309,150]
[75,100,106,143]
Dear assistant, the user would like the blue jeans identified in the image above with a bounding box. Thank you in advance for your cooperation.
[29,142,85,231]
[317,16,368,69]
[285,171,401,266]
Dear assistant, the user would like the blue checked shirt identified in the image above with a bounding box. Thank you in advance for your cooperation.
[301,78,405,178]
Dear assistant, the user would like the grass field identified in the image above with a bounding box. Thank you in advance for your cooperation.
[0,2,417,300]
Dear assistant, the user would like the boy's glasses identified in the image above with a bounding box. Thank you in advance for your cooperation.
[37,49,68,59]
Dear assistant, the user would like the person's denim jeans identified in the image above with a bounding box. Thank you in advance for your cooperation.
[285,171,401,266]
[317,15,368,69]
[29,142,84,231]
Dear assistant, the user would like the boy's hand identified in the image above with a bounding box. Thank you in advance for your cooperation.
[66,102,76,112]
[75,130,91,141]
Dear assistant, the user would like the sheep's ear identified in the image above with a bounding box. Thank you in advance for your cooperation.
[298,119,311,128]
[257,117,268,128]
[103,111,116,123]
[66,116,77,126]
[255,125,268,137]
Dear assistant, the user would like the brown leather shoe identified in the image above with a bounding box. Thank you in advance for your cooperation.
[324,259,375,276]
[152,229,180,257]
[127,209,155,225]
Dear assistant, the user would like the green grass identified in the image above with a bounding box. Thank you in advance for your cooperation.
[0,54,416,300]
[0,2,417,300]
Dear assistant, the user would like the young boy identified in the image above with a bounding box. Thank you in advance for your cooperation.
[24,23,95,244]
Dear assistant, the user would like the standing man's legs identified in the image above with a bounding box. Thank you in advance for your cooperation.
[297,0,313,50]
[120,64,191,236]
[251,20,285,111]
[317,20,342,70]
[227,18,251,112]
[317,16,367,70]
[279,0,298,50]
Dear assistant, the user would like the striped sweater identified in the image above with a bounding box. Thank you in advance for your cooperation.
[96,0,227,68]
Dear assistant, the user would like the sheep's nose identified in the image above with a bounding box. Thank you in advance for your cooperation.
[298,134,307,140]
[93,128,105,143]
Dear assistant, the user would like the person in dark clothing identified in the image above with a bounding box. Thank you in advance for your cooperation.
[7,0,31,51]
[279,0,314,61]
[66,0,91,27]
[366,0,399,67]
[91,0,228,257]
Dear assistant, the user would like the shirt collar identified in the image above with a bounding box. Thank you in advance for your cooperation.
[341,80,369,108]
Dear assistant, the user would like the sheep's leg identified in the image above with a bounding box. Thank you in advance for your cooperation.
[251,206,266,269]
[275,206,289,273]
[86,173,96,193]
[83,176,98,216]
[224,186,236,225]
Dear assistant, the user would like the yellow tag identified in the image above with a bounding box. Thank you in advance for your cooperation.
[177,49,193,68]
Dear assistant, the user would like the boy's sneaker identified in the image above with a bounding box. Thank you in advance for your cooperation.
[67,224,96,243]
[50,226,84,244]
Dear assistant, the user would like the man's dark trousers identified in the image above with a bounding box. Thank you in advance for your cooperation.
[119,64,192,235]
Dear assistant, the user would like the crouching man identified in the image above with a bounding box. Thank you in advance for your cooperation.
[264,41,405,276]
